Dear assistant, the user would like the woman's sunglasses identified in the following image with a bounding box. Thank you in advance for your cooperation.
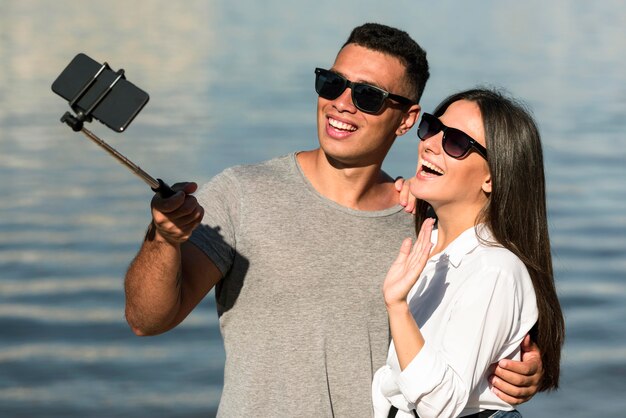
[314,68,415,114]
[417,113,488,160]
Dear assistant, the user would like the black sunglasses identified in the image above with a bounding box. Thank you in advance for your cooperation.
[314,68,415,114]
[417,113,488,160]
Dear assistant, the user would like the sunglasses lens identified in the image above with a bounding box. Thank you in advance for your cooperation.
[315,69,389,114]
[352,84,386,113]
[443,130,471,158]
[418,114,439,140]
[315,70,346,100]
[418,114,478,159]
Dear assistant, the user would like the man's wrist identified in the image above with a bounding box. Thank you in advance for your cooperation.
[144,221,180,246]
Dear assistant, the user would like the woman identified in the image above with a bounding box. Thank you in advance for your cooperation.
[372,88,564,418]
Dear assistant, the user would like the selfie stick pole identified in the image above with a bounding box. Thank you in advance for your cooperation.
[80,125,173,195]
[60,112,175,198]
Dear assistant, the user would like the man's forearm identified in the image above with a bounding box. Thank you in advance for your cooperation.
[124,228,184,336]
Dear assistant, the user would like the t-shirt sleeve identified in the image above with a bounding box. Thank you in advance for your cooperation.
[188,169,241,277]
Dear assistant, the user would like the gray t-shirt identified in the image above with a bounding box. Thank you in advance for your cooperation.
[189,153,416,417]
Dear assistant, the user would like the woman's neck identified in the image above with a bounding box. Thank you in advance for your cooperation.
[431,204,482,255]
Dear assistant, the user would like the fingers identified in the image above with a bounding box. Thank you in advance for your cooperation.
[395,217,434,267]
[490,361,537,404]
[397,177,408,206]
[402,177,417,214]
[395,177,410,210]
[384,237,418,308]
[492,362,535,386]
[383,220,435,308]
[496,336,542,382]
[152,182,198,212]
[414,218,435,251]
[489,382,533,405]
[173,181,198,195]
[154,203,204,232]
[489,349,541,405]
[393,238,413,265]
[394,177,405,192]
[407,219,434,270]
[394,176,418,213]
[520,334,539,354]
[494,350,540,383]
[404,198,416,214]
[400,184,415,213]
[392,219,433,283]
[150,182,204,244]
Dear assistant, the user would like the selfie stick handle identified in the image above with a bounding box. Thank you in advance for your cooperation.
[79,126,176,198]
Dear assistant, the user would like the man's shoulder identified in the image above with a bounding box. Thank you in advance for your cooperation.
[196,153,299,211]
[204,153,299,194]
[221,153,295,178]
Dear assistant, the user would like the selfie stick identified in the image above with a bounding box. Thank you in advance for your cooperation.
[58,60,175,198]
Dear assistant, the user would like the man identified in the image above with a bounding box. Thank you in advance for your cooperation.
[125,23,541,417]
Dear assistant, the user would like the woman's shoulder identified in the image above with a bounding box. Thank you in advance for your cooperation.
[465,228,529,282]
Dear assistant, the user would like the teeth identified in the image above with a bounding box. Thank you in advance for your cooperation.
[421,159,445,175]
[329,117,357,131]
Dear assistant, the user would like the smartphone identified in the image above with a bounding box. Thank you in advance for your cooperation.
[51,53,149,132]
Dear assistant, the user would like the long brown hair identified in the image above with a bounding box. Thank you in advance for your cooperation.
[415,88,565,390]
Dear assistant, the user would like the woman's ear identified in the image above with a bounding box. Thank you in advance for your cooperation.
[482,174,492,194]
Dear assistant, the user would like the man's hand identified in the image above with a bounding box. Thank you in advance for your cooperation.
[490,334,543,405]
[150,182,204,245]
[394,176,417,213]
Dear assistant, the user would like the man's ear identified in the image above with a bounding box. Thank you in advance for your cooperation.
[482,174,492,194]
[396,104,420,136]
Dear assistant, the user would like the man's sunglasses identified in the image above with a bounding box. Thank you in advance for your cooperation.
[314,68,415,114]
[417,113,488,160]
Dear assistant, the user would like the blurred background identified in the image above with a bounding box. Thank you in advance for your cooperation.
[1,0,624,416]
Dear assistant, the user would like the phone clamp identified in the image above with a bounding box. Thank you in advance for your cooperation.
[60,62,126,132]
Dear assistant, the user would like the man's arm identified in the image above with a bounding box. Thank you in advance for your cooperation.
[124,182,222,336]
[490,334,544,405]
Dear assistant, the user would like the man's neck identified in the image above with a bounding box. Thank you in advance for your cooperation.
[297,149,399,211]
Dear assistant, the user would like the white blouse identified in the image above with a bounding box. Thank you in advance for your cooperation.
[372,225,538,418]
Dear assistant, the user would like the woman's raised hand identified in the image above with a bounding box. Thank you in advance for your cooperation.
[383,218,435,309]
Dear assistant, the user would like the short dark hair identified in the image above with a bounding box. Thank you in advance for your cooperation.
[342,23,429,103]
